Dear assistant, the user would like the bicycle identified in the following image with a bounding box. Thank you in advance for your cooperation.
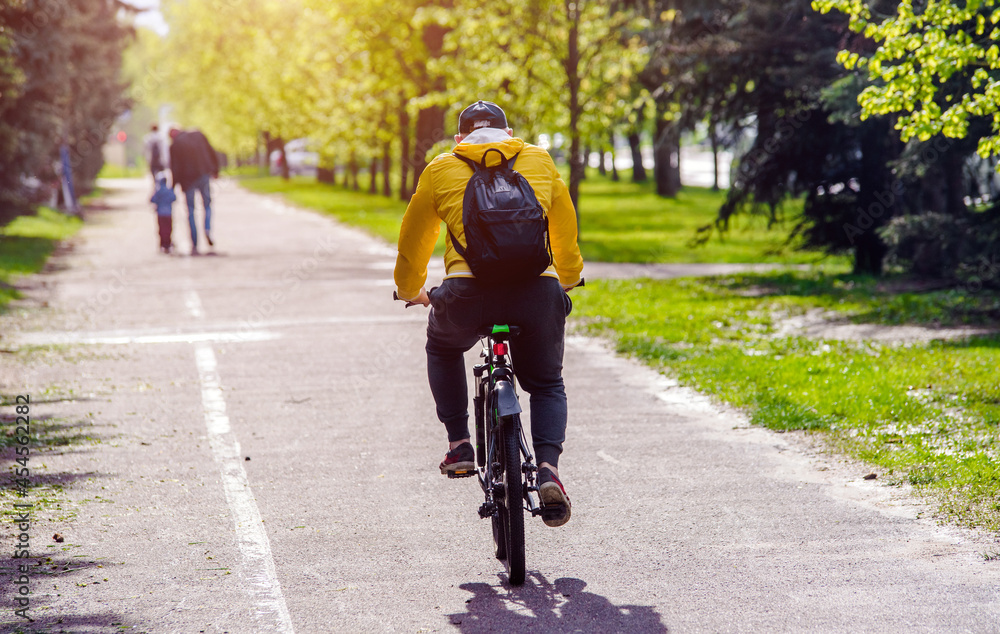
[463,324,565,586]
[394,289,578,586]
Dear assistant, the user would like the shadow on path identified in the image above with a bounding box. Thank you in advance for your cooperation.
[447,573,668,633]
[0,556,139,633]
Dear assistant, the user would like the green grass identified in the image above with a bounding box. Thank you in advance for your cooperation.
[238,171,846,265]
[238,176,446,253]
[0,207,82,310]
[573,272,1000,531]
[97,162,148,178]
[574,177,842,265]
[223,165,269,178]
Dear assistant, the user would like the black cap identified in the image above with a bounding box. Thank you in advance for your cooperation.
[459,100,507,134]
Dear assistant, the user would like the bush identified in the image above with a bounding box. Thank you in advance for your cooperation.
[880,210,1000,288]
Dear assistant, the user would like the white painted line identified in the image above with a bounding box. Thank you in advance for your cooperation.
[195,344,295,632]
[186,289,205,318]
[597,450,620,464]
[14,331,280,346]
[11,315,425,347]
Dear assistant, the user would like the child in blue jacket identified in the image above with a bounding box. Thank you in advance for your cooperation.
[150,174,176,253]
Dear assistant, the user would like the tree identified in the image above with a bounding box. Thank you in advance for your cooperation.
[0,0,132,222]
[447,0,646,216]
[814,0,1000,284]
[814,0,1000,156]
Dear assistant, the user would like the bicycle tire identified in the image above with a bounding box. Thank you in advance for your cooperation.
[502,414,526,585]
[488,406,507,561]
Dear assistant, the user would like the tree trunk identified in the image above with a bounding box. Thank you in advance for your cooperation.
[566,1,583,226]
[627,108,647,183]
[412,18,450,185]
[412,104,444,184]
[853,119,891,275]
[710,121,721,191]
[382,141,391,198]
[349,151,359,191]
[597,145,606,176]
[628,131,646,182]
[369,156,378,194]
[609,133,619,182]
[943,150,966,216]
[276,136,289,181]
[653,105,680,197]
[399,96,411,200]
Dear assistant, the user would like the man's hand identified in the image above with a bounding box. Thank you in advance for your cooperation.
[394,288,430,307]
[410,288,431,307]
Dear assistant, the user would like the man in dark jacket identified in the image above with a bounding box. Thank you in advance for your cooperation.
[169,127,220,254]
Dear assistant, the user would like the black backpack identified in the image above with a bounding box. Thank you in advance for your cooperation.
[449,149,552,286]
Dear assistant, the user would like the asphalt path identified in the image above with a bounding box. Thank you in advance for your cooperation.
[1,178,998,633]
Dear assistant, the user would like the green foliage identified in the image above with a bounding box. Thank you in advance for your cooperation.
[0,0,132,221]
[814,0,1000,157]
[573,273,1000,530]
[150,0,648,198]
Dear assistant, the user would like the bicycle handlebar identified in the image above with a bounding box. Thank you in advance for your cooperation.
[392,290,419,308]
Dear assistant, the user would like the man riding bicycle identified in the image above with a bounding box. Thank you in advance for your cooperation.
[394,100,584,527]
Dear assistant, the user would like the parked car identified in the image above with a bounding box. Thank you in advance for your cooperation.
[269,138,318,177]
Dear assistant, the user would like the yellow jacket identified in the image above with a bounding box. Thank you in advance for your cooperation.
[394,133,584,300]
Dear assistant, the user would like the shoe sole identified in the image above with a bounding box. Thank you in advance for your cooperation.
[440,461,475,477]
[539,481,571,527]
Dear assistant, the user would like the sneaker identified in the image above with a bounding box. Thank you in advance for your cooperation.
[206,233,214,247]
[538,467,571,527]
[439,442,475,478]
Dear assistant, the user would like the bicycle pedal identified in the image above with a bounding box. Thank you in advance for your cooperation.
[447,470,475,479]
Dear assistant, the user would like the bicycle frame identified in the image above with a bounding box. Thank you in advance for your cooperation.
[472,326,542,585]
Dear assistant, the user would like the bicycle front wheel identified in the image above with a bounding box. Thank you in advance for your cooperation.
[502,414,525,585]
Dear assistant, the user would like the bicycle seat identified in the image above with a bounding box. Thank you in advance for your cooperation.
[477,324,521,341]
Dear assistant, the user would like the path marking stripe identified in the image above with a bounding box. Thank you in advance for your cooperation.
[15,331,280,346]
[13,315,424,347]
[195,344,295,632]
[186,289,206,318]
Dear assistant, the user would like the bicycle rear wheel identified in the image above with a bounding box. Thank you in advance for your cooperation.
[488,408,507,562]
[501,414,526,585]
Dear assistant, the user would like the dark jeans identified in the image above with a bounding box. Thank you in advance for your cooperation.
[157,215,172,250]
[183,174,212,248]
[426,276,572,468]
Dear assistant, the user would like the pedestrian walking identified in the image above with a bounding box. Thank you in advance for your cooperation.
[169,127,219,254]
[143,124,168,186]
[150,173,176,254]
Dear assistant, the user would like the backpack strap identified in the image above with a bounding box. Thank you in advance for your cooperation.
[452,153,478,171]
[480,147,509,170]
[452,149,520,170]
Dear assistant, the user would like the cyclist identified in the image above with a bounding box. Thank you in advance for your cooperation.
[394,100,583,527]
